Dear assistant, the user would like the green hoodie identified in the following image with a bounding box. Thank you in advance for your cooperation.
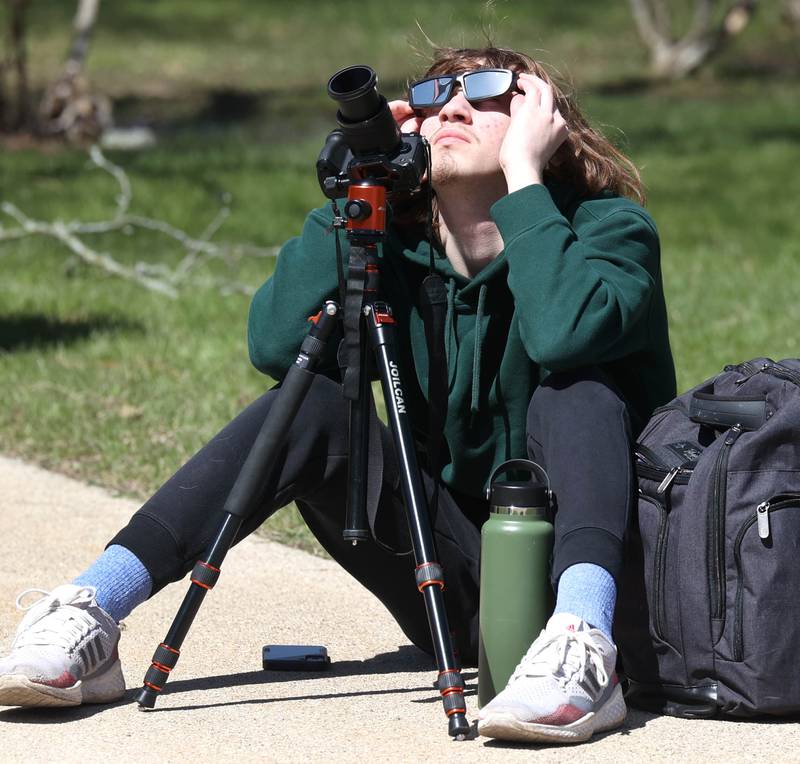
[248,182,676,499]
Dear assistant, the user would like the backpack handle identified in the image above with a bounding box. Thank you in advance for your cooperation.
[689,393,767,431]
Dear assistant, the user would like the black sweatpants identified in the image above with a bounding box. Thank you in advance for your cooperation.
[110,367,638,666]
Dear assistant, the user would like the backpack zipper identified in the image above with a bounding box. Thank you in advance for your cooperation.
[731,359,800,388]
[728,360,767,385]
[732,496,800,661]
[636,462,692,491]
[640,493,670,644]
[763,362,800,388]
[636,455,693,645]
[708,425,743,620]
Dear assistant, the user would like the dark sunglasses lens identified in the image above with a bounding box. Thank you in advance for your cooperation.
[463,70,513,101]
[410,77,454,108]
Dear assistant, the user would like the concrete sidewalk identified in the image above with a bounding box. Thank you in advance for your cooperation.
[0,454,798,763]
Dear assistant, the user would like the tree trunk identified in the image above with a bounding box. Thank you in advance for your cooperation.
[39,0,110,143]
[784,0,800,32]
[0,18,5,129]
[629,0,760,79]
[3,0,31,130]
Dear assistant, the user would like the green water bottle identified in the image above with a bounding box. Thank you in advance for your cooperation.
[478,459,554,708]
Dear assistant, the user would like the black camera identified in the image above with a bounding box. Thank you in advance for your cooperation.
[316,65,428,200]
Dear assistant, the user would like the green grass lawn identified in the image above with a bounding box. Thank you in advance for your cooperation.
[2,2,800,553]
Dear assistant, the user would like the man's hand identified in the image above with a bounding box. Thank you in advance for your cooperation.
[499,74,569,194]
[388,99,423,133]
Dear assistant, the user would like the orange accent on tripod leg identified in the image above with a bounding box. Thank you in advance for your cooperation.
[417,579,445,592]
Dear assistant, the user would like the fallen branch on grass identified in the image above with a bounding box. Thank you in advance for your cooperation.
[0,145,279,297]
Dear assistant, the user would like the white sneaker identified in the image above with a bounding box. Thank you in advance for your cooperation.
[477,613,626,744]
[0,584,125,707]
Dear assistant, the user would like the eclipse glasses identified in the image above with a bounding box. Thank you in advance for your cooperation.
[408,68,519,111]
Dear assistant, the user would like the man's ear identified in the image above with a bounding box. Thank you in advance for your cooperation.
[548,139,571,168]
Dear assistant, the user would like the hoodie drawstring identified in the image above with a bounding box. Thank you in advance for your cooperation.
[470,284,487,414]
[445,278,456,372]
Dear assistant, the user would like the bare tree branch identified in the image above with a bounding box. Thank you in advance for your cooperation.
[651,0,672,41]
[0,147,279,297]
[63,0,100,78]
[629,0,665,51]
[689,0,715,39]
[85,144,132,220]
[784,0,800,32]
[1,201,179,296]
[628,0,760,79]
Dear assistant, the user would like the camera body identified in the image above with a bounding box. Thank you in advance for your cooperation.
[316,130,427,200]
[316,65,428,200]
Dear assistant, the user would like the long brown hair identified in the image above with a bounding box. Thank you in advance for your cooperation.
[408,46,646,207]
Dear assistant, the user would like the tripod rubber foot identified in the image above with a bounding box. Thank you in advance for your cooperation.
[448,713,470,739]
[136,685,159,709]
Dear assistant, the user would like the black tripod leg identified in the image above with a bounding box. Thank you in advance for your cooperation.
[136,515,240,709]
[136,303,340,709]
[365,304,470,739]
[343,317,372,542]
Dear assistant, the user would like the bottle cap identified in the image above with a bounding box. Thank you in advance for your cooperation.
[489,480,548,510]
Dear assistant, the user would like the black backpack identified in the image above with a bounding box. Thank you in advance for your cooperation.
[616,358,800,718]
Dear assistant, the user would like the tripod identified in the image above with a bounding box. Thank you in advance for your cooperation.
[135,180,471,739]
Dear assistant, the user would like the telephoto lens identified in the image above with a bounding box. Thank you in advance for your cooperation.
[327,65,401,157]
[327,65,381,121]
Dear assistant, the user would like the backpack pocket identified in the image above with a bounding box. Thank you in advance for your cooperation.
[710,492,800,714]
[637,493,672,646]
[636,450,696,652]
[732,494,800,663]
[707,425,744,633]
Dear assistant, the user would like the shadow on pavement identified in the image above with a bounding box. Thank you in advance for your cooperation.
[0,690,136,724]
[155,646,478,712]
[157,681,476,713]
[0,646,479,721]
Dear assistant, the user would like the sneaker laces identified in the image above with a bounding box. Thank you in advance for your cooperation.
[12,586,100,653]
[510,629,608,691]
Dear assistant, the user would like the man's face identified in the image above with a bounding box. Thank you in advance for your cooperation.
[417,73,514,189]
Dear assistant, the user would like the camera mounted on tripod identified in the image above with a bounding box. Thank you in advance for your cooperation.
[135,63,469,741]
[316,65,428,201]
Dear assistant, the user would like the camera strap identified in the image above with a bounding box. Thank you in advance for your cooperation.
[419,140,448,525]
[340,244,368,400]
[419,273,448,523]
[331,198,348,309]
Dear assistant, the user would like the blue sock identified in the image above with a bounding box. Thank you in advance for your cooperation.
[553,563,617,642]
[73,544,153,623]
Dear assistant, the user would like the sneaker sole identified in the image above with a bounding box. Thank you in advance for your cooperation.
[477,683,627,744]
[0,659,126,708]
